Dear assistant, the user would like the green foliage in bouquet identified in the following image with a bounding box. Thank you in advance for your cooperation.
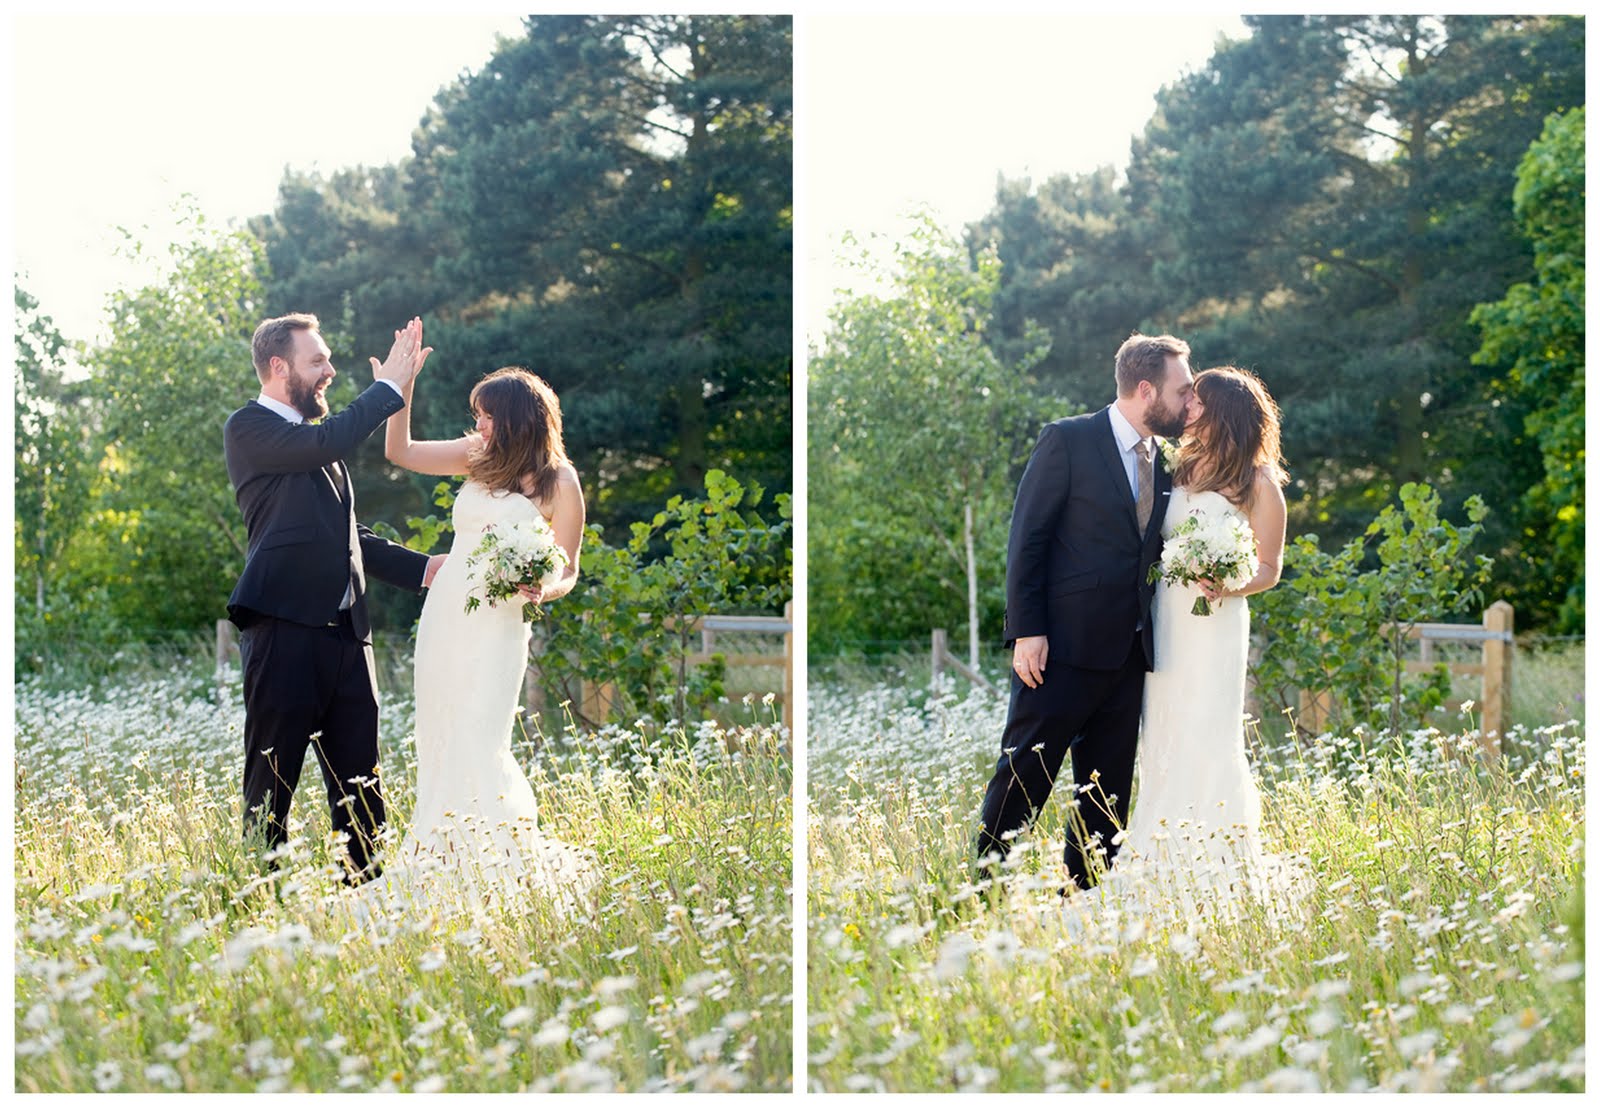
[1253,482,1492,737]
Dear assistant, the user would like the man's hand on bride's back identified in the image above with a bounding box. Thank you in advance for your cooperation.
[370,316,432,388]
[1013,635,1049,688]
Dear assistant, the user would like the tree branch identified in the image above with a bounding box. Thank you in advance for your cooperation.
[625,28,691,85]
[586,242,684,289]
[211,504,247,559]
[1302,246,1405,295]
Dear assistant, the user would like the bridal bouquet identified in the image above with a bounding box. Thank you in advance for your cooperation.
[1148,511,1258,616]
[462,516,569,619]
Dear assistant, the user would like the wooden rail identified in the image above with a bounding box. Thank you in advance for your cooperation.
[1298,600,1514,755]
[217,600,795,733]
[580,601,793,730]
[931,628,999,696]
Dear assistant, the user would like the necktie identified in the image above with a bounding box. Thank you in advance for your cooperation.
[1135,439,1154,534]
[326,463,358,611]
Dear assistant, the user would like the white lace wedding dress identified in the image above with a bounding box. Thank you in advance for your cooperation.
[352,481,594,919]
[1074,487,1308,927]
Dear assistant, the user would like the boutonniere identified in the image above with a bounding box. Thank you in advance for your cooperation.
[1158,438,1180,474]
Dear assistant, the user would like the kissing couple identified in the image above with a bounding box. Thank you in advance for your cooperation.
[224,313,594,912]
[977,332,1307,918]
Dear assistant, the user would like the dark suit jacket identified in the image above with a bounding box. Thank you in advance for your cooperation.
[224,383,429,641]
[1002,406,1171,671]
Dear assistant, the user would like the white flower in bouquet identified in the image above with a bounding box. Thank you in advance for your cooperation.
[1148,510,1258,616]
[462,516,569,619]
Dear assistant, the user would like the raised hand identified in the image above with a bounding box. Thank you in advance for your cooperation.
[370,317,433,388]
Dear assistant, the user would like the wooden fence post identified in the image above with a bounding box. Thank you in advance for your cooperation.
[1481,600,1514,758]
[215,619,239,671]
[929,627,998,695]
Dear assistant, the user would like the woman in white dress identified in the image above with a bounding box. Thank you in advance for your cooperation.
[1091,366,1307,922]
[360,345,594,912]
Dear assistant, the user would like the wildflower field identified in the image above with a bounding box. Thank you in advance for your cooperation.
[808,653,1586,1093]
[14,660,792,1093]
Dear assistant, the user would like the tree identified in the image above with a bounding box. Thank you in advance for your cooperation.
[254,14,793,547]
[13,287,94,653]
[975,15,1584,629]
[970,167,1171,409]
[809,216,1055,663]
[66,212,264,635]
[1471,107,1585,631]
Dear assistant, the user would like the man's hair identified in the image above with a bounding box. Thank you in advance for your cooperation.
[251,313,321,383]
[1114,332,1190,396]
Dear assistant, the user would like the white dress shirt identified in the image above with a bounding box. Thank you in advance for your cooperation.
[1107,402,1152,504]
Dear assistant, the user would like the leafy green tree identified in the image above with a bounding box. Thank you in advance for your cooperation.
[971,167,1171,409]
[976,15,1584,630]
[1471,107,1585,632]
[254,15,792,549]
[65,214,263,636]
[809,216,1056,663]
[13,287,97,663]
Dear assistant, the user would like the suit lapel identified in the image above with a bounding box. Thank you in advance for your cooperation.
[1092,407,1140,536]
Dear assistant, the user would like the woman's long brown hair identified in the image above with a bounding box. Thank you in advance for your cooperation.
[466,367,570,505]
[1173,366,1288,508]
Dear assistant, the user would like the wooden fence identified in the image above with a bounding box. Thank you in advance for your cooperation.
[579,602,794,730]
[218,601,794,732]
[1298,600,1514,755]
[931,628,999,696]
[933,599,1516,756]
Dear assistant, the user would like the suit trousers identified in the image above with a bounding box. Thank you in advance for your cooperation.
[239,611,385,881]
[976,634,1146,891]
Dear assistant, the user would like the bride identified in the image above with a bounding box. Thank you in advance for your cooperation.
[1085,366,1307,923]
[356,338,595,913]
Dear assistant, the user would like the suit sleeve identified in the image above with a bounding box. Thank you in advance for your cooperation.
[359,525,431,592]
[226,383,405,476]
[1005,422,1071,642]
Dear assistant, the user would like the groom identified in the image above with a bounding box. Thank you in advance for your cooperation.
[976,332,1193,893]
[224,313,444,885]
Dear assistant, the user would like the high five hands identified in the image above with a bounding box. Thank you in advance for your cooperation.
[371,317,433,388]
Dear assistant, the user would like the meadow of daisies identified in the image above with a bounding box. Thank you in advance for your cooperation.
[13,654,792,1093]
[808,650,1586,1093]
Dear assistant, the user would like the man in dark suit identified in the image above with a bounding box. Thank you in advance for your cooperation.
[224,313,445,885]
[976,333,1194,893]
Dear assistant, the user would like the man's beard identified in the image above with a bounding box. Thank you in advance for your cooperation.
[1146,395,1187,439]
[288,374,329,422]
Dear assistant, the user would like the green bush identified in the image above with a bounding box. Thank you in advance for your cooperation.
[1253,482,1492,735]
[540,470,791,725]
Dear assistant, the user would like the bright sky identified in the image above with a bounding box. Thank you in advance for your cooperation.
[803,14,1248,343]
[10,12,528,349]
[10,13,1248,353]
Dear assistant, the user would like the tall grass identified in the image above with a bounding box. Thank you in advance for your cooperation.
[14,670,792,1092]
[808,677,1585,1093]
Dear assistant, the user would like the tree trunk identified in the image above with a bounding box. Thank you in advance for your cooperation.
[965,498,980,672]
[674,15,710,492]
[1394,20,1430,485]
